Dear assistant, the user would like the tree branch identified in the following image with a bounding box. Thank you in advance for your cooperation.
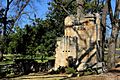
[3,0,13,36]
[114,0,120,19]
[5,0,13,18]
[101,0,108,28]
[108,0,114,23]
[54,0,70,15]
[66,0,76,8]
[14,0,30,22]
[60,4,70,15]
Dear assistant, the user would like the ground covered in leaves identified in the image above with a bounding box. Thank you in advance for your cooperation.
[3,68,120,80]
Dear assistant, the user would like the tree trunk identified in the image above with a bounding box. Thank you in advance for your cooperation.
[107,0,120,70]
[0,51,3,61]
[108,39,115,69]
[76,0,84,20]
[108,26,119,69]
[101,0,108,62]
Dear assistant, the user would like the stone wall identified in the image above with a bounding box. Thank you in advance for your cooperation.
[54,36,77,70]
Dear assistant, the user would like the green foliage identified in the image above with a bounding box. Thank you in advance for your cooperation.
[0,17,57,57]
[0,0,106,54]
[0,0,106,59]
[0,64,15,78]
[0,0,79,57]
[65,67,76,74]
[84,0,104,13]
[47,0,77,36]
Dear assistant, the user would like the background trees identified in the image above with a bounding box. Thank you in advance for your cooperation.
[0,0,119,71]
[107,0,120,69]
[0,0,31,60]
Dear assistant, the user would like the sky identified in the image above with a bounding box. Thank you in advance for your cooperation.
[19,0,51,27]
[33,0,51,19]
[106,0,116,37]
[111,0,116,15]
[37,0,116,19]
[0,0,51,27]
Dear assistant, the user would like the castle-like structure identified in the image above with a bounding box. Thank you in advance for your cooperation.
[54,13,101,71]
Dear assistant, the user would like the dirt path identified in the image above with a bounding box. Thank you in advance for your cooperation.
[8,72,120,80]
[5,68,120,80]
[9,73,69,80]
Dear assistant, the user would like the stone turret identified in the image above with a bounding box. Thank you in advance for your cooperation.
[53,13,102,71]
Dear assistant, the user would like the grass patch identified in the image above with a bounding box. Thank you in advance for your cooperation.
[0,60,14,65]
[35,60,48,63]
[105,48,120,50]
[65,67,76,74]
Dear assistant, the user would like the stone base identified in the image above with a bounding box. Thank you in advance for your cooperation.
[77,63,87,71]
[92,62,107,73]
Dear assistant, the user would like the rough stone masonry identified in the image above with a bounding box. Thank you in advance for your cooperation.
[54,13,101,71]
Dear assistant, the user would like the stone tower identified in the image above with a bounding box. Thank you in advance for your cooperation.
[54,13,101,71]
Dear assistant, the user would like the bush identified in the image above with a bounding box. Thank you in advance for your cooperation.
[65,67,76,74]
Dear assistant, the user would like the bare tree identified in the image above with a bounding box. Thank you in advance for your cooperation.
[0,0,37,60]
[3,0,13,36]
[101,0,109,62]
[0,0,14,61]
[107,0,120,69]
